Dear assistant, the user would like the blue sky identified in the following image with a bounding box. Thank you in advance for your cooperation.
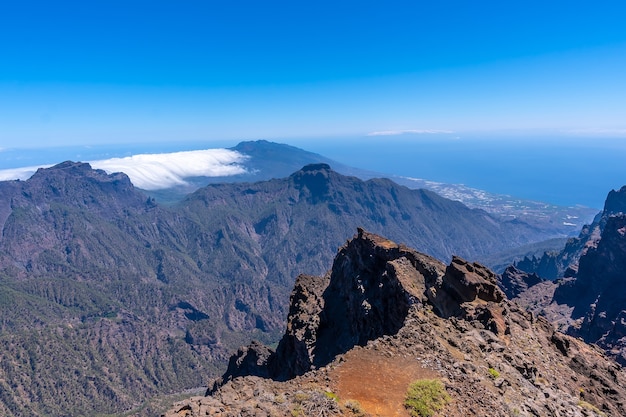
[1,0,626,148]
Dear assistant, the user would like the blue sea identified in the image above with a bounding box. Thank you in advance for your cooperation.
[302,135,626,210]
[1,135,624,209]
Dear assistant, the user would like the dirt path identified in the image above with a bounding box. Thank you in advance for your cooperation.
[331,348,438,417]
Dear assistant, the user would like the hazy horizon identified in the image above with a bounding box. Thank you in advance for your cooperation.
[1,2,625,209]
[1,135,624,209]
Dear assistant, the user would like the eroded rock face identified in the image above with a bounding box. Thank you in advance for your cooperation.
[604,185,626,217]
[311,229,445,367]
[428,256,505,318]
[167,229,626,417]
[507,186,626,365]
[270,273,328,379]
[499,265,544,299]
[218,229,519,383]
[555,214,626,363]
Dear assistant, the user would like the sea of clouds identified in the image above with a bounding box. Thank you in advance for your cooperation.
[0,148,249,190]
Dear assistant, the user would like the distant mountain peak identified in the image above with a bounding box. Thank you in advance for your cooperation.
[290,164,334,202]
[31,160,94,178]
[299,163,332,172]
[604,185,626,215]
[31,160,132,185]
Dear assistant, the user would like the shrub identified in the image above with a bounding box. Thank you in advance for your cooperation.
[578,400,606,417]
[404,379,451,417]
[344,399,365,416]
[488,367,500,379]
[292,391,341,417]
[324,391,339,402]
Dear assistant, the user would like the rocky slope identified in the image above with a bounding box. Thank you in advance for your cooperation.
[0,161,569,416]
[510,186,626,365]
[513,186,626,280]
[165,229,626,417]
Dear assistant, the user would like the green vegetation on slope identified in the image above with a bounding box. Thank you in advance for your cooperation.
[404,379,450,417]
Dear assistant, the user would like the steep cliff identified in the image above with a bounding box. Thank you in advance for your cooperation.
[514,185,626,280]
[507,186,626,365]
[166,229,626,417]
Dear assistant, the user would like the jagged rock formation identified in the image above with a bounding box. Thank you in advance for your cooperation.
[165,229,626,417]
[514,186,626,280]
[508,186,626,365]
[553,213,626,362]
[499,265,544,299]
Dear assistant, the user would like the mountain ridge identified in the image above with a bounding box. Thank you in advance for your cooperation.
[139,140,597,238]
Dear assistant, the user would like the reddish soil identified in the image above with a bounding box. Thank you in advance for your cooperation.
[331,348,438,417]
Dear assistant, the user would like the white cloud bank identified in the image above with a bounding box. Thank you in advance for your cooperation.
[367,129,454,136]
[0,165,52,182]
[91,149,249,190]
[0,149,249,190]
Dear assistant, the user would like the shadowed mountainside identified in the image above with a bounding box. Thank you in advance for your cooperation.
[509,186,626,365]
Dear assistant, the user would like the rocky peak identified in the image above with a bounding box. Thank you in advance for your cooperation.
[499,265,544,299]
[213,228,511,385]
[552,213,626,361]
[170,229,626,417]
[290,163,333,202]
[508,185,626,366]
[514,185,626,282]
[311,228,442,367]
[30,161,133,190]
[603,185,626,216]
[20,161,143,213]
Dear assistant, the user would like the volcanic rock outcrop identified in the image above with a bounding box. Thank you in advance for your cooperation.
[499,265,544,299]
[166,229,626,417]
[509,186,626,365]
[553,213,626,362]
[514,185,626,281]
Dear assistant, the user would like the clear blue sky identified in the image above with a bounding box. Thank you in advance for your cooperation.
[1,1,626,148]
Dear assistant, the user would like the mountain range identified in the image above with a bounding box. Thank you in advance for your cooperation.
[0,140,618,416]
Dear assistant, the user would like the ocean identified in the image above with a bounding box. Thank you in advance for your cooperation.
[1,135,624,209]
[302,135,626,209]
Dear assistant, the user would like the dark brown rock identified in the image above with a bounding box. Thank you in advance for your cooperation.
[270,273,328,379]
[499,265,543,299]
[428,255,506,320]
[556,214,626,364]
[209,340,273,393]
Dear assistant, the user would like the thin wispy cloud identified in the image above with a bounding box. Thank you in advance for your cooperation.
[367,129,454,136]
[565,128,626,137]
[0,149,249,190]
